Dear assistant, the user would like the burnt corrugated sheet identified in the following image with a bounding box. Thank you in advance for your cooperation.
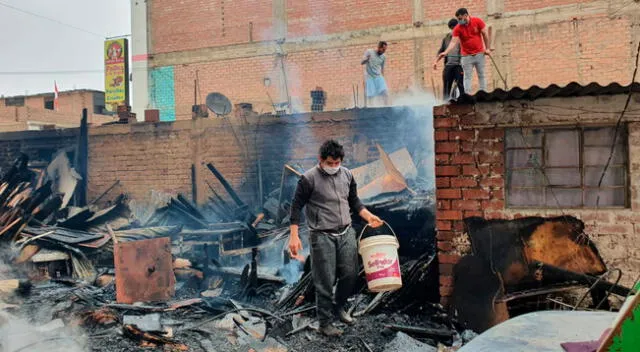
[461,82,640,103]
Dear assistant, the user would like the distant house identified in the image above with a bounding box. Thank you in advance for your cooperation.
[0,89,115,131]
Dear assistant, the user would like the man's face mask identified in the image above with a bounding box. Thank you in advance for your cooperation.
[457,16,469,25]
[323,165,340,175]
[320,157,341,175]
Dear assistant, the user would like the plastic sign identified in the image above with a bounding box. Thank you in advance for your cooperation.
[104,39,129,111]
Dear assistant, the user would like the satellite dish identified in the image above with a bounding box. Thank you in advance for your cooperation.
[206,92,232,116]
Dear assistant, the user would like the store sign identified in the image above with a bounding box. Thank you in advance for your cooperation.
[104,39,129,110]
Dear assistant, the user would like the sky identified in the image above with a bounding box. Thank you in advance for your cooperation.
[0,0,131,97]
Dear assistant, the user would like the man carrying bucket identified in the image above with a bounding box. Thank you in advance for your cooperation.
[289,140,383,337]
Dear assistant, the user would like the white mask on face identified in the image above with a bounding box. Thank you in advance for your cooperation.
[323,165,340,175]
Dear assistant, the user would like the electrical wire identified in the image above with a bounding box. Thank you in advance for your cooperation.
[0,65,158,76]
[594,41,640,208]
[0,70,104,75]
[0,1,105,38]
[527,103,640,115]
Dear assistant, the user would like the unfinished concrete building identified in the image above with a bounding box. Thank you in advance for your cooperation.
[131,0,640,120]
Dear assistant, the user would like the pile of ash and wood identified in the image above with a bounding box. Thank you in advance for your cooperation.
[0,144,465,352]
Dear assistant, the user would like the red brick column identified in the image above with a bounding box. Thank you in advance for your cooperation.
[433,104,505,306]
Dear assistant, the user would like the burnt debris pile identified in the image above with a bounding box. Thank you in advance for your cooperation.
[0,146,460,352]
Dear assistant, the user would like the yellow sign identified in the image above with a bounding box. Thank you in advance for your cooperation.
[104,39,129,110]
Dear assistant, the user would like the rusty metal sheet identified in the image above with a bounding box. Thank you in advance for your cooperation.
[115,237,175,304]
[78,233,111,248]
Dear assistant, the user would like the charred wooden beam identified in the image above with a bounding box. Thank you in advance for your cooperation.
[191,164,198,205]
[209,266,285,284]
[205,163,245,208]
[74,109,89,206]
[90,180,121,205]
[275,164,302,224]
[385,324,454,339]
[533,262,632,298]
[176,194,205,220]
[206,181,234,212]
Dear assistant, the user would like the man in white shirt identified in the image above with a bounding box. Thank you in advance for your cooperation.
[361,41,389,106]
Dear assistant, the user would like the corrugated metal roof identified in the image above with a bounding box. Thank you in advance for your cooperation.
[457,82,640,103]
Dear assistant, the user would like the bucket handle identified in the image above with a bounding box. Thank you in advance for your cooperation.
[358,221,398,243]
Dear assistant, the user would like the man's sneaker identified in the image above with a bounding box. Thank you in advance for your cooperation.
[319,324,344,337]
[337,309,355,325]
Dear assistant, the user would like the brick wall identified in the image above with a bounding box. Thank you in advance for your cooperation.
[88,106,434,207]
[147,0,640,119]
[171,41,417,115]
[0,106,433,214]
[172,56,274,119]
[434,95,640,305]
[508,15,633,89]
[424,0,486,22]
[504,0,593,12]
[150,0,274,53]
[0,129,79,172]
[287,0,412,38]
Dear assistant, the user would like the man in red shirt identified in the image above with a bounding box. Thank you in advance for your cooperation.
[436,8,493,94]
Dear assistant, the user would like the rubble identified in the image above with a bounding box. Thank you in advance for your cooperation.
[0,148,450,351]
[384,332,437,352]
[2,142,631,351]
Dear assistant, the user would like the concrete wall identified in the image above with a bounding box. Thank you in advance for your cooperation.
[433,93,640,305]
[131,0,150,120]
[143,0,640,118]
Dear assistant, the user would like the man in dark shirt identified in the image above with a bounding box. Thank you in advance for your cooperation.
[436,8,494,93]
[289,140,383,337]
[434,18,465,100]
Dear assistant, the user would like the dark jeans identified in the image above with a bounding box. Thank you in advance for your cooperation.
[443,64,465,100]
[310,227,358,326]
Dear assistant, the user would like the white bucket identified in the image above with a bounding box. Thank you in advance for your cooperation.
[358,223,402,292]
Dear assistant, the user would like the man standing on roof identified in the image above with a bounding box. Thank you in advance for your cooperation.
[436,8,493,94]
[362,41,390,106]
[288,140,383,337]
[433,18,465,100]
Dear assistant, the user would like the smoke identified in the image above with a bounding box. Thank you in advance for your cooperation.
[0,256,87,352]
[391,86,440,107]
[129,190,173,224]
[0,312,86,352]
[267,52,305,114]
[390,87,438,189]
[279,260,304,285]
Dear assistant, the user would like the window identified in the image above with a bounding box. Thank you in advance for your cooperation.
[505,126,628,208]
[5,97,24,107]
[44,96,54,110]
[93,92,107,114]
